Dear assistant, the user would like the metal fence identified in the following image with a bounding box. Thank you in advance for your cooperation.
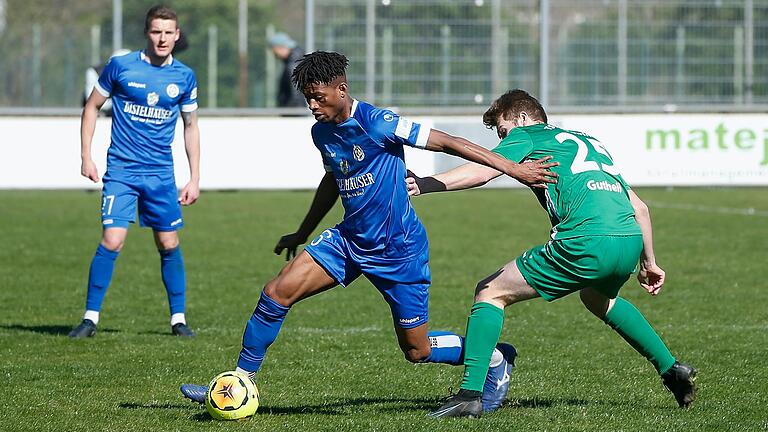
[1,0,767,111]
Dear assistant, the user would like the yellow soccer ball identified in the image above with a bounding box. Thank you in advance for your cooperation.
[205,371,259,420]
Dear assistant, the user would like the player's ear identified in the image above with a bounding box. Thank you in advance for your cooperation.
[337,82,348,98]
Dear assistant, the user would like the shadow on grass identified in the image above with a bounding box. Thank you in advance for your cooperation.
[120,402,194,410]
[0,323,119,336]
[120,395,600,422]
[506,397,590,409]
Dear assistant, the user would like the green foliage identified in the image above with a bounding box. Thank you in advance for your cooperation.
[0,188,766,431]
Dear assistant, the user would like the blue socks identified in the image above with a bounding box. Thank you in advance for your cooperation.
[159,246,186,315]
[85,244,120,312]
[237,291,290,372]
[423,331,465,365]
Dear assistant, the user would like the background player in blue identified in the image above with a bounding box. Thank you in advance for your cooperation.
[69,5,200,338]
[180,51,556,410]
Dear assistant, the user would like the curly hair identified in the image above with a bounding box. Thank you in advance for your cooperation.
[292,51,349,91]
[482,89,547,129]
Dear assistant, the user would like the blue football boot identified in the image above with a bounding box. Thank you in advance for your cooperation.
[481,342,517,413]
[180,384,207,404]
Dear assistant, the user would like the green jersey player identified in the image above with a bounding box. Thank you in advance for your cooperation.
[409,90,697,418]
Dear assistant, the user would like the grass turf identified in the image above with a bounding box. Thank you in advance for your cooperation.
[0,188,766,431]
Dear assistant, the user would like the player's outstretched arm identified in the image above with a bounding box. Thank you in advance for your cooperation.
[423,129,557,188]
[406,163,502,196]
[274,172,339,260]
[179,110,200,206]
[80,90,108,183]
[629,190,665,295]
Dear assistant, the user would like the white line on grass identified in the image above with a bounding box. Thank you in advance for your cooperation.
[646,201,768,217]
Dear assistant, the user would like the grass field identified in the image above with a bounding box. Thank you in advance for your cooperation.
[1,188,766,431]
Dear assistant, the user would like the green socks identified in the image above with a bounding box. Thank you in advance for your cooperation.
[604,297,676,374]
[460,302,505,392]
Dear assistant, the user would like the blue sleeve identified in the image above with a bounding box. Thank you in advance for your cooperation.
[94,57,121,97]
[180,70,198,112]
[370,109,431,149]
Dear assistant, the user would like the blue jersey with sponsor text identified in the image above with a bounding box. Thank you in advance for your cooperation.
[95,51,198,173]
[311,100,432,261]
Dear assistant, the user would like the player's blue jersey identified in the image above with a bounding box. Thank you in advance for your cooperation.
[311,100,432,261]
[95,51,198,173]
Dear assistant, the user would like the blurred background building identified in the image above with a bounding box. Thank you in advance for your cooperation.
[1,0,766,112]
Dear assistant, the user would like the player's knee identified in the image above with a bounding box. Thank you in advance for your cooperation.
[263,278,296,307]
[154,233,179,250]
[402,346,430,363]
[579,289,608,319]
[100,238,124,252]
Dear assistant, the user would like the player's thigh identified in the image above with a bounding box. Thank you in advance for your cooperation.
[101,173,139,229]
[264,250,339,307]
[137,172,183,231]
[475,259,540,308]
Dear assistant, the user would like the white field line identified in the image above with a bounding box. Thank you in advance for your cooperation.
[646,200,768,217]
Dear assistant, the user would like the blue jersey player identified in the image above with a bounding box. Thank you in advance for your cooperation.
[181,52,556,411]
[69,6,200,338]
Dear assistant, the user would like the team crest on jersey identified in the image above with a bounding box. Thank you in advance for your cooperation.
[147,92,160,106]
[340,159,350,175]
[166,84,180,98]
[383,113,394,122]
[352,145,365,161]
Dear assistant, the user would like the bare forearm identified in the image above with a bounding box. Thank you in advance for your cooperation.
[630,192,657,264]
[80,106,99,159]
[433,163,501,191]
[184,126,201,182]
[297,173,339,239]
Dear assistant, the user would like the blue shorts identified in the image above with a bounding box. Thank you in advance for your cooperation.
[304,226,431,329]
[100,170,183,231]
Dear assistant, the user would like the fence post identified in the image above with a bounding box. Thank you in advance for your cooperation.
[265,24,276,108]
[491,0,502,97]
[366,0,376,102]
[617,0,627,104]
[744,0,753,104]
[441,25,451,105]
[382,26,393,106]
[32,24,41,106]
[305,0,315,53]
[208,25,218,108]
[112,0,122,51]
[539,0,550,107]
[675,26,685,99]
[238,0,249,107]
[734,26,744,104]
[90,25,101,66]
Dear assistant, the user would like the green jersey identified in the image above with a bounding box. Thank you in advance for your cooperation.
[492,123,641,240]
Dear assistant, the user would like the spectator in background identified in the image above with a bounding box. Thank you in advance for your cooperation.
[268,32,306,108]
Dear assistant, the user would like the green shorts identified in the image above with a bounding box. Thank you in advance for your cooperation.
[516,235,643,301]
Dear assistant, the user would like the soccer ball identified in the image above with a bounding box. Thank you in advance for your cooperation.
[205,371,259,420]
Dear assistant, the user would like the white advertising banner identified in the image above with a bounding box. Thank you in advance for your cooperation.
[0,114,765,188]
[556,114,768,186]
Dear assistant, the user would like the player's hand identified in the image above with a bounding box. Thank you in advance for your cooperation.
[81,158,100,183]
[405,170,421,196]
[178,181,200,206]
[504,156,558,189]
[274,232,306,261]
[638,260,665,295]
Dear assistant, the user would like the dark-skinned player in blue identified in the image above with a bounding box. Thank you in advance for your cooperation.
[181,52,557,412]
